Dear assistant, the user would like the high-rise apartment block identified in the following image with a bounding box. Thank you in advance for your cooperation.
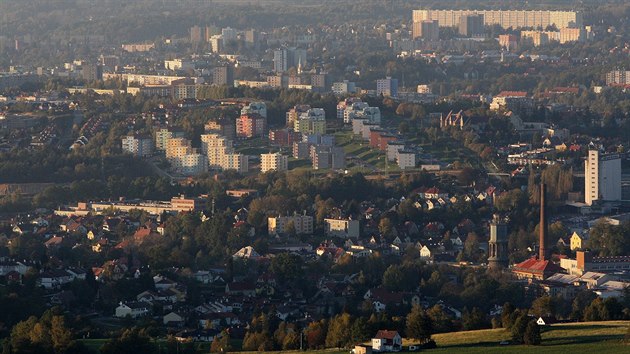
[376,77,398,97]
[273,47,307,73]
[122,135,154,157]
[200,133,248,173]
[260,152,289,173]
[458,14,485,37]
[212,66,234,86]
[606,70,630,86]
[585,148,622,206]
[165,138,207,176]
[237,113,267,138]
[413,9,582,29]
[155,128,185,151]
[294,108,326,135]
[412,20,439,40]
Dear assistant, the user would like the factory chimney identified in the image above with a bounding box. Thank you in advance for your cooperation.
[539,183,547,261]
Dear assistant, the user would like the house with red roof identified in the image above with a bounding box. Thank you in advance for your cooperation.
[372,330,402,352]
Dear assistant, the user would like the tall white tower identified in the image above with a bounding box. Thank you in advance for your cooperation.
[585,148,622,205]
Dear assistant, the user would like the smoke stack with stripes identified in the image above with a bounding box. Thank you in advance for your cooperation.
[539,183,547,261]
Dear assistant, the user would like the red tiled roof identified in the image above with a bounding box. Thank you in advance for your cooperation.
[374,330,400,340]
[513,258,564,275]
[496,91,528,97]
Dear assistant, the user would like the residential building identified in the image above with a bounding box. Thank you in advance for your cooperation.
[212,66,234,86]
[273,47,307,73]
[459,14,485,37]
[396,150,416,169]
[413,9,582,29]
[166,137,207,175]
[570,232,588,251]
[585,148,621,205]
[268,215,314,235]
[286,104,311,126]
[311,146,345,170]
[294,108,326,135]
[498,34,518,51]
[164,59,194,71]
[241,101,267,118]
[372,330,402,352]
[490,91,533,114]
[324,218,360,238]
[122,134,154,157]
[237,113,267,138]
[115,302,150,318]
[200,133,248,173]
[376,77,398,97]
[260,152,288,173]
[82,64,103,82]
[606,70,630,86]
[412,20,439,40]
[269,129,301,147]
[155,128,185,151]
[205,119,235,141]
[332,80,357,95]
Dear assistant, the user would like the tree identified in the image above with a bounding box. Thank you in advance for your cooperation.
[325,313,352,348]
[462,307,488,330]
[523,320,541,345]
[511,312,531,344]
[50,316,72,354]
[501,303,516,329]
[99,328,155,354]
[382,265,405,291]
[405,305,432,343]
[209,330,232,353]
[426,305,451,333]
[305,320,327,349]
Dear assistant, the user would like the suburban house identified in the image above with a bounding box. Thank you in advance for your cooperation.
[372,330,402,352]
[163,311,185,326]
[115,301,151,318]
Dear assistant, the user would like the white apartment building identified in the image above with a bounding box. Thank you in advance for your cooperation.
[165,138,207,176]
[200,133,248,173]
[155,128,185,151]
[585,149,622,205]
[164,59,194,71]
[268,215,313,235]
[332,80,357,95]
[122,135,154,157]
[324,218,360,238]
[260,152,288,173]
[397,150,416,170]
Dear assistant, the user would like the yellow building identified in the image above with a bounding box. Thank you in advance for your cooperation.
[260,152,288,173]
[570,232,588,251]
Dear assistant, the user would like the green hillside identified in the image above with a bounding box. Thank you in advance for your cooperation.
[430,321,630,353]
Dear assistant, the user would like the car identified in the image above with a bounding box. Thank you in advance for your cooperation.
[499,340,510,346]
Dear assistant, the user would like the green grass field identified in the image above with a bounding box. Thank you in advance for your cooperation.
[430,321,629,353]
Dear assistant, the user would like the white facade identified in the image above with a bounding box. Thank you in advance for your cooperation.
[268,215,313,235]
[397,150,416,170]
[122,135,154,157]
[585,149,621,205]
[324,218,360,238]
